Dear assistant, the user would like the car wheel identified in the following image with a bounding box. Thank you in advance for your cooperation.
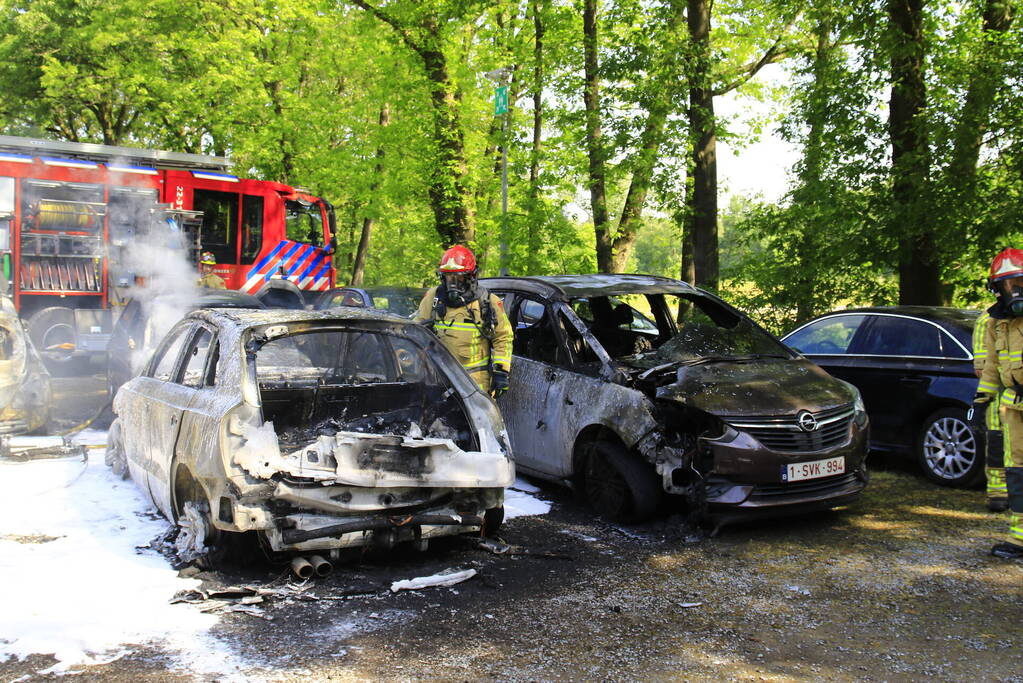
[583,441,661,523]
[916,407,985,488]
[27,307,81,374]
[104,420,129,480]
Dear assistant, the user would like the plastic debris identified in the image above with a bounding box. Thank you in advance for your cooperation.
[390,568,477,592]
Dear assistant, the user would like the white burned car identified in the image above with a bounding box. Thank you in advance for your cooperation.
[0,295,51,436]
[106,307,513,565]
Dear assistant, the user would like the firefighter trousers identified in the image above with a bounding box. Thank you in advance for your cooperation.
[985,402,1007,500]
[997,406,1023,546]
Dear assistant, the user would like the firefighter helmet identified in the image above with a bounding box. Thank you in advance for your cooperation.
[200,251,217,266]
[437,245,477,275]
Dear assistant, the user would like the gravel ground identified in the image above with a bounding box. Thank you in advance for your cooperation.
[6,374,1022,682]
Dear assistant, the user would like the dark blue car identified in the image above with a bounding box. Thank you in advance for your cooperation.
[782,306,983,487]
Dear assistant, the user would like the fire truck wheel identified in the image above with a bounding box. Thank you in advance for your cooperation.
[27,307,80,374]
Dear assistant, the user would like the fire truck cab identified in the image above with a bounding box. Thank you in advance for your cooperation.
[0,136,336,371]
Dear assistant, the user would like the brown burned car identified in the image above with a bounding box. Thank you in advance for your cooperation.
[0,295,51,435]
[106,307,513,567]
[483,275,869,523]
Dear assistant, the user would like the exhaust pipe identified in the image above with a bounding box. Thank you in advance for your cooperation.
[309,554,332,578]
[290,556,314,580]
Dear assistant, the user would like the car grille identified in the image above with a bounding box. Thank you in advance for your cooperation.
[728,405,854,453]
[747,473,859,501]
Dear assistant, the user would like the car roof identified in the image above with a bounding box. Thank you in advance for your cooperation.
[807,306,981,332]
[481,274,698,300]
[193,289,266,309]
[188,305,414,330]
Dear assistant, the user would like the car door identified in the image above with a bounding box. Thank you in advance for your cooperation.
[121,322,192,509]
[841,314,957,448]
[148,324,218,519]
[496,294,564,474]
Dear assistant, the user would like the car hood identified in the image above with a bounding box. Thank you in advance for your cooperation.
[627,357,855,418]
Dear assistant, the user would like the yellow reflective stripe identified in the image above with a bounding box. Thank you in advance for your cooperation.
[1002,390,1018,405]
[975,350,989,358]
[974,313,990,352]
[1010,513,1023,542]
[463,359,489,370]
[979,380,1000,392]
[438,321,483,332]
[491,355,511,365]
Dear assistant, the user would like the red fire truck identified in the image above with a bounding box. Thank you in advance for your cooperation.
[0,135,336,368]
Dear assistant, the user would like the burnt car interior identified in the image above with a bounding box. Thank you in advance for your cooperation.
[0,324,11,359]
[254,327,477,452]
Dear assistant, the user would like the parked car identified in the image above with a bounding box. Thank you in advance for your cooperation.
[481,274,869,522]
[106,289,265,400]
[781,306,983,487]
[0,293,51,435]
[315,287,427,318]
[105,307,513,566]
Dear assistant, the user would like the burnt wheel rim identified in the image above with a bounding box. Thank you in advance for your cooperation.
[585,450,629,518]
[922,416,977,481]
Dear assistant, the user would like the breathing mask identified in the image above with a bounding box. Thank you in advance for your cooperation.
[441,272,474,308]
[1006,285,1023,317]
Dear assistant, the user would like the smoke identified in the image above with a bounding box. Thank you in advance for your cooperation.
[105,160,204,374]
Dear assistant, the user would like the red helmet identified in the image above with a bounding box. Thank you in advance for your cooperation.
[989,248,1023,283]
[437,245,477,274]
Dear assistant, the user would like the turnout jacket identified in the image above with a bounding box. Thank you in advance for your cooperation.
[414,286,513,393]
[977,304,1023,409]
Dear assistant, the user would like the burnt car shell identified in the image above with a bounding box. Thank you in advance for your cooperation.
[110,307,513,558]
[483,274,869,520]
[0,295,52,435]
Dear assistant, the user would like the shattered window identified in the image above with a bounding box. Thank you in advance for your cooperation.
[255,328,435,385]
[148,325,191,382]
[655,295,789,361]
[181,328,214,388]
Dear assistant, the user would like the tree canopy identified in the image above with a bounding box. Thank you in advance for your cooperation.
[1,0,1020,326]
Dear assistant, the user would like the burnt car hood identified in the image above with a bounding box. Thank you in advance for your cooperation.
[628,357,854,418]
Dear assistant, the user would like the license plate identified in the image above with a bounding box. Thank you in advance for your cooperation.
[782,456,845,482]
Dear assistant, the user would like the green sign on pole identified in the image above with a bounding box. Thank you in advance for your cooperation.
[494,86,508,115]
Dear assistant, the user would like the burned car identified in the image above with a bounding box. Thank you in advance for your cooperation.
[482,274,869,522]
[0,294,51,435]
[106,307,513,566]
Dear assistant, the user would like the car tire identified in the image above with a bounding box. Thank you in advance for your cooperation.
[105,419,129,480]
[583,441,661,523]
[27,306,82,375]
[916,407,985,488]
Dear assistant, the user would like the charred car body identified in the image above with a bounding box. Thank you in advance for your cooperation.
[0,294,51,435]
[483,274,869,522]
[107,307,513,562]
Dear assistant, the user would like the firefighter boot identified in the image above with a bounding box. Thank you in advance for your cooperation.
[991,541,1023,559]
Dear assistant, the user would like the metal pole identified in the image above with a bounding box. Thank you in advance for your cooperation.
[500,114,509,276]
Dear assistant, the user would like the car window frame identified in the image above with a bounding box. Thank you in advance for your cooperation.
[144,320,196,383]
[179,322,219,389]
[793,312,972,361]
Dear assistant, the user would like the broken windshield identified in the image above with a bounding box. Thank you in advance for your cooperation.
[654,295,791,362]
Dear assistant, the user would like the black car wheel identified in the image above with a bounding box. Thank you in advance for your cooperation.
[916,408,985,488]
[583,441,661,523]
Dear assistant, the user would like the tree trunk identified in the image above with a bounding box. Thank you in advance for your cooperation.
[528,0,545,275]
[583,0,612,272]
[888,0,937,305]
[948,0,1013,183]
[686,0,719,292]
[422,43,474,246]
[351,103,391,287]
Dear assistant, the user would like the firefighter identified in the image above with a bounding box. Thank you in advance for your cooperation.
[974,308,1009,511]
[976,248,1023,559]
[414,245,513,397]
[197,251,226,290]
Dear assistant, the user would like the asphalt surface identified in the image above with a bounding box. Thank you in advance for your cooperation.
[8,373,1023,682]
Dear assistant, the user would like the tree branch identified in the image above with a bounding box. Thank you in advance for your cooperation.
[348,0,426,58]
[713,38,795,96]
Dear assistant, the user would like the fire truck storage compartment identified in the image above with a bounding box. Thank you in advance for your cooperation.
[19,180,105,293]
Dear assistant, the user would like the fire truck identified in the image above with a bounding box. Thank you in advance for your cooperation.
[0,135,336,368]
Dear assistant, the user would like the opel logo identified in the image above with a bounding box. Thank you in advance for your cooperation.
[797,411,819,432]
